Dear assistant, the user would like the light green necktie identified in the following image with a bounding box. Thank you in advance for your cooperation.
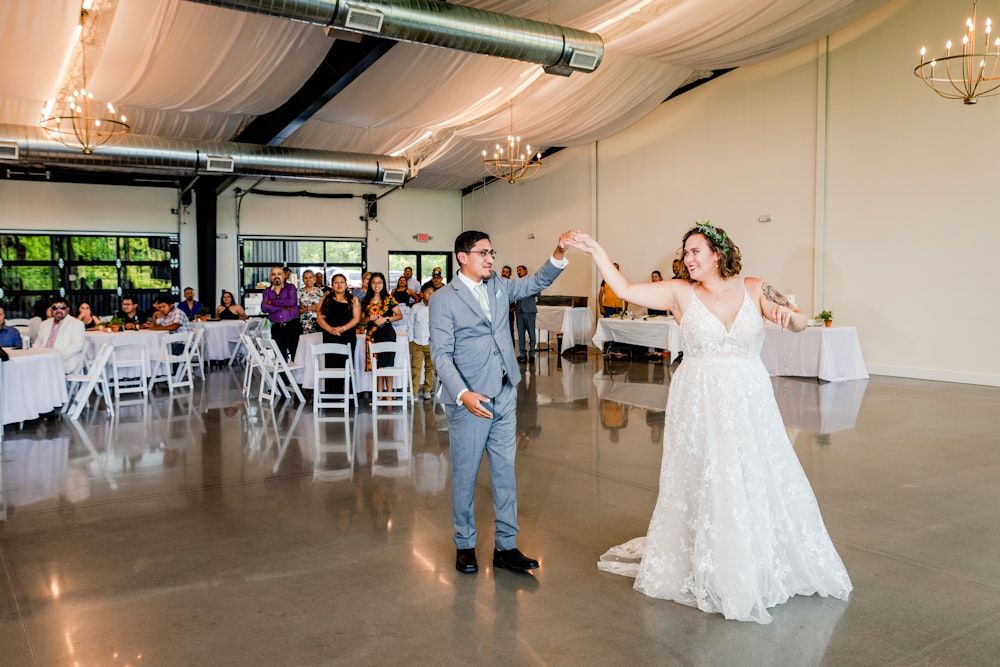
[476,282,492,322]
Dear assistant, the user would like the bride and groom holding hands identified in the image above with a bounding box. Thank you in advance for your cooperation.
[429,225,851,624]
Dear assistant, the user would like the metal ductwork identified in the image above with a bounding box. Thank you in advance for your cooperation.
[0,124,410,185]
[185,0,604,76]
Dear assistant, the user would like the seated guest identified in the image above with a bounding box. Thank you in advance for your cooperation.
[115,295,147,330]
[0,303,24,348]
[177,287,203,320]
[216,290,247,320]
[647,271,669,316]
[34,297,86,373]
[144,297,191,333]
[77,302,102,330]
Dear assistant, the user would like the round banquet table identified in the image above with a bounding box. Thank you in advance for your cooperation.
[193,319,245,360]
[1,348,69,425]
[85,330,168,376]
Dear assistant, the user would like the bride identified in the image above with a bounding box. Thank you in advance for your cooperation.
[569,224,852,624]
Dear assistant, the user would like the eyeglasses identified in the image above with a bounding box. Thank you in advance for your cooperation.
[51,305,69,310]
[465,249,497,259]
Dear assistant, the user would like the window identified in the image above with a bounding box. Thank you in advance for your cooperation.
[0,232,180,318]
[387,251,451,288]
[239,236,366,297]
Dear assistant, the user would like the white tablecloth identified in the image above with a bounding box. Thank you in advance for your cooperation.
[85,330,167,374]
[1,348,69,425]
[292,330,412,393]
[193,320,245,360]
[592,317,683,362]
[760,325,868,382]
[535,306,595,353]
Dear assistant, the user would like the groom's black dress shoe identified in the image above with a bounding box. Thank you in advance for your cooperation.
[493,548,539,571]
[456,548,478,573]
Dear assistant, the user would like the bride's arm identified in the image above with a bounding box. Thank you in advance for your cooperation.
[569,233,678,313]
[746,277,807,331]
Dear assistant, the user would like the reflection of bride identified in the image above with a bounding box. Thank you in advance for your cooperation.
[573,225,851,624]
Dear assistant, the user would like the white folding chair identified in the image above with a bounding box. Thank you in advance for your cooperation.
[228,318,263,366]
[257,337,305,404]
[148,331,194,393]
[64,343,115,421]
[369,340,412,410]
[311,342,358,412]
[241,334,270,397]
[189,326,206,379]
[109,337,150,400]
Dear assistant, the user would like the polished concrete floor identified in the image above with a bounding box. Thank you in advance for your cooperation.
[1,351,999,666]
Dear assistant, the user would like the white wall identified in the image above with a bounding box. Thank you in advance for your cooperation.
[463,0,1000,386]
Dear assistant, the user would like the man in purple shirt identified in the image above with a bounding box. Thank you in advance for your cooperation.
[261,265,299,360]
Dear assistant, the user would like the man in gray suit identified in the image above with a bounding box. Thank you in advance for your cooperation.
[430,229,576,574]
[514,264,538,363]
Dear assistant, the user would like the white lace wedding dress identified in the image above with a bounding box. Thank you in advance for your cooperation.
[598,285,852,624]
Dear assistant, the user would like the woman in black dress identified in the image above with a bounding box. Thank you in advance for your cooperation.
[316,273,361,392]
[216,290,247,320]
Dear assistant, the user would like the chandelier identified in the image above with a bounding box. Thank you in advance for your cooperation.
[39,3,129,153]
[914,0,1000,104]
[482,110,543,183]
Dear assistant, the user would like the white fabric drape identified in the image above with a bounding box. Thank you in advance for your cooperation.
[0,0,886,187]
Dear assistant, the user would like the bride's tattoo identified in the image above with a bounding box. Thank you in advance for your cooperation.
[762,283,790,307]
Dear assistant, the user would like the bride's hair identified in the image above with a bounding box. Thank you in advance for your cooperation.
[678,224,742,280]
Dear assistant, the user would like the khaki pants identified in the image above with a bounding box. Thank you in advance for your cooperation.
[410,341,434,393]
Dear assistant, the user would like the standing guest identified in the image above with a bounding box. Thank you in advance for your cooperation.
[316,273,361,393]
[361,272,403,395]
[216,291,246,320]
[177,287,203,320]
[261,265,300,361]
[647,271,669,316]
[574,223,851,623]
[0,303,24,348]
[403,267,421,298]
[116,295,147,330]
[599,263,626,317]
[408,283,435,400]
[77,302,102,330]
[514,264,538,364]
[430,267,445,290]
[352,272,371,303]
[501,266,515,343]
[392,275,416,308]
[672,258,683,280]
[298,270,324,334]
[315,271,331,294]
[282,266,293,284]
[34,297,86,373]
[430,229,576,575]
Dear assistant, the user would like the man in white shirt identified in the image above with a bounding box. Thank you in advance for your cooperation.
[33,297,86,373]
[404,267,421,301]
[408,282,436,399]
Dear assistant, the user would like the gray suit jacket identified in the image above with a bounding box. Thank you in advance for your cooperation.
[515,289,538,314]
[430,259,563,404]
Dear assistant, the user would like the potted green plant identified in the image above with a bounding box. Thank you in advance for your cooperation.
[108,314,124,332]
[816,310,833,327]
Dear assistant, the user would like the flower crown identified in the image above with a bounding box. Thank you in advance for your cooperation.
[695,220,729,256]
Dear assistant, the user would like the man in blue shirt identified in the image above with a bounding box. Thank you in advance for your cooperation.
[0,303,24,348]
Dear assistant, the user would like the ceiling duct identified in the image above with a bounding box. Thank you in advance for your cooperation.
[185,0,604,76]
[0,124,410,185]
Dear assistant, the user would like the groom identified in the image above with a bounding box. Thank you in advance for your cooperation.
[430,229,576,574]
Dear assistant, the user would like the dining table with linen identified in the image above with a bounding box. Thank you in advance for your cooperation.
[1,348,69,425]
[192,319,246,361]
[592,316,683,362]
[292,329,411,394]
[534,305,595,354]
[760,324,869,382]
[84,329,168,375]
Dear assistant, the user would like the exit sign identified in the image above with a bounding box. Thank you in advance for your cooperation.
[414,233,431,242]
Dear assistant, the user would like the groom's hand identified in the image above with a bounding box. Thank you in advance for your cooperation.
[461,391,493,418]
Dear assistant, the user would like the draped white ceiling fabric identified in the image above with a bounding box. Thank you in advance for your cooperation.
[0,0,886,190]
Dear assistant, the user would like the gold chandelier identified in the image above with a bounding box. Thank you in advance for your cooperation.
[40,2,129,153]
[482,109,543,183]
[914,0,1000,104]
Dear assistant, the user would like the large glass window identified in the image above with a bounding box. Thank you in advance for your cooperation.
[0,232,180,318]
[238,236,366,298]
[388,251,451,288]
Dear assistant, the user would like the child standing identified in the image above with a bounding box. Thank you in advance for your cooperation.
[409,283,436,399]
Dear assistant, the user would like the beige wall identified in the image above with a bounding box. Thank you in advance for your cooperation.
[463,0,999,386]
